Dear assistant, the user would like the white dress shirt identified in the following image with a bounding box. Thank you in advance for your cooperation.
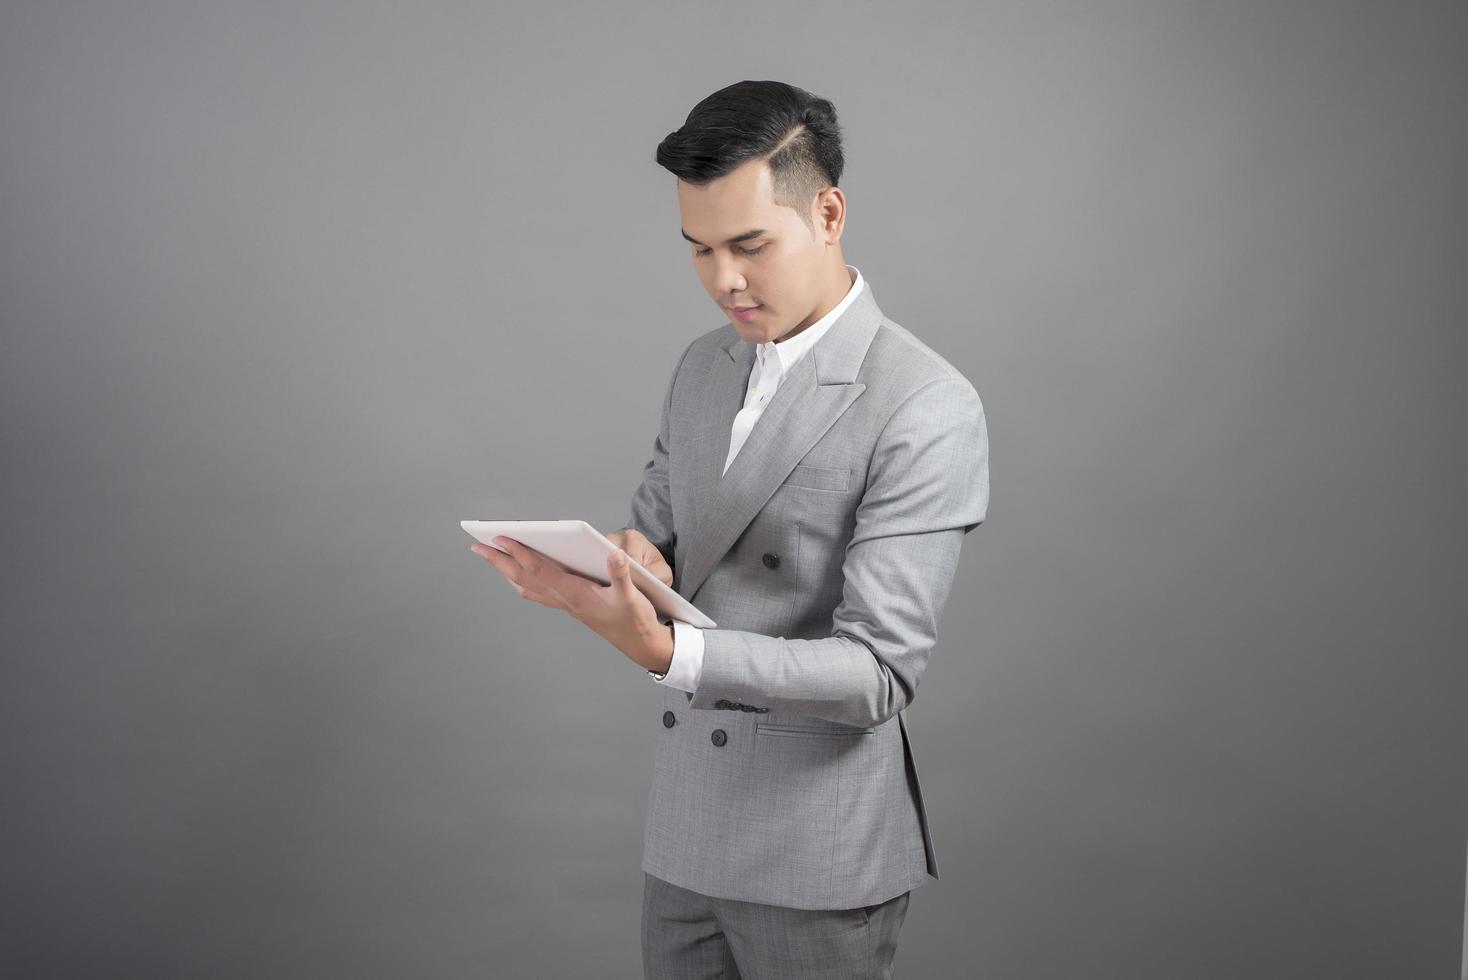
[649,264,866,691]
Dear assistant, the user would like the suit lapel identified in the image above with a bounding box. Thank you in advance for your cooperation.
[685,337,756,538]
[677,282,885,602]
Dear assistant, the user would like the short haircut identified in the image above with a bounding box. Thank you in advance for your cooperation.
[655,80,844,237]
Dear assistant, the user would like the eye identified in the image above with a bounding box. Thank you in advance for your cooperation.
[694,245,767,257]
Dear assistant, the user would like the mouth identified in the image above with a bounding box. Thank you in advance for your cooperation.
[727,304,763,321]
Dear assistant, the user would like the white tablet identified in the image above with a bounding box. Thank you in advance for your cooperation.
[461,519,716,629]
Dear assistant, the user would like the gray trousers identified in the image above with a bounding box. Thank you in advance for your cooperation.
[641,872,911,980]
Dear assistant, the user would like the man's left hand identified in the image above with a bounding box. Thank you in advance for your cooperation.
[470,536,674,674]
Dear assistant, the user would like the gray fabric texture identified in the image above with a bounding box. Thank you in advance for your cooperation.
[628,279,989,909]
[642,871,909,980]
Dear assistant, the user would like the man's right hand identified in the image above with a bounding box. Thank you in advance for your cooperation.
[602,527,674,589]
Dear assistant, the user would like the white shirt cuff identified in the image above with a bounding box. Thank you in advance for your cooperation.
[649,620,704,693]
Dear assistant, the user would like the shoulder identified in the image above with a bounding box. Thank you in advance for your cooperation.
[689,320,740,352]
[687,321,740,361]
[664,322,739,380]
[862,316,984,419]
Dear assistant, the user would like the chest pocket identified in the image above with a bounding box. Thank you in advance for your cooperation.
[779,462,850,493]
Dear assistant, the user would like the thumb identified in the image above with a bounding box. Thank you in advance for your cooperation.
[609,548,637,596]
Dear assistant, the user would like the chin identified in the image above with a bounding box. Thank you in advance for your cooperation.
[736,324,773,343]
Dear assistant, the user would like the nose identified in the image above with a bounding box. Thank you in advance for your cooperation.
[713,255,748,300]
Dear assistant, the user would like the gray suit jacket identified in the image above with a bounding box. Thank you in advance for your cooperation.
[626,278,989,910]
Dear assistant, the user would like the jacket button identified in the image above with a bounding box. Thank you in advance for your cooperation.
[662,711,676,728]
[711,729,727,747]
[762,553,780,569]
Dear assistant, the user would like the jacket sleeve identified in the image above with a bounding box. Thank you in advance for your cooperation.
[623,337,697,572]
[687,377,989,728]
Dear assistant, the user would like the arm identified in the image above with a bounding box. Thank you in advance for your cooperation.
[687,378,990,728]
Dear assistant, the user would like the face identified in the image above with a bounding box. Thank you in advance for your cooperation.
[678,157,846,344]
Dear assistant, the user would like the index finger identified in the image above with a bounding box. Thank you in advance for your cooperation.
[494,536,582,586]
[492,535,537,565]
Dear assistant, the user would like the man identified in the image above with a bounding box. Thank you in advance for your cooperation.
[471,79,989,979]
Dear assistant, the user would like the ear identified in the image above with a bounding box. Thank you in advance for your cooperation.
[814,185,845,243]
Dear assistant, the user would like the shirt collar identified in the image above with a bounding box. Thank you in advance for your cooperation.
[756,264,865,377]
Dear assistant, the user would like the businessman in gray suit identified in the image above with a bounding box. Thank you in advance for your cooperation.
[471,80,989,979]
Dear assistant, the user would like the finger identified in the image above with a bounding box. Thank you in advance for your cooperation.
[472,541,522,572]
[497,535,551,578]
[472,543,514,573]
[490,536,523,567]
[609,548,640,602]
[510,540,592,610]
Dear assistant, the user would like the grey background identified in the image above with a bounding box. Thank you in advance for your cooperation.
[2,1,1464,977]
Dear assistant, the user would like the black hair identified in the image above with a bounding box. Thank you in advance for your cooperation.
[655,80,844,236]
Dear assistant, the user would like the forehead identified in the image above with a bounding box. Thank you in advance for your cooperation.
[676,157,778,226]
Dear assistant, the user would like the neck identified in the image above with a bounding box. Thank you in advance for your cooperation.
[773,262,853,344]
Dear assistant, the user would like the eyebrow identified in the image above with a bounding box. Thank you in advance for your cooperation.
[681,227,768,246]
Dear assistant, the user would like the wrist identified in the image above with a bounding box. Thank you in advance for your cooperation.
[645,622,674,676]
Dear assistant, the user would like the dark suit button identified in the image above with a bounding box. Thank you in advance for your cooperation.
[714,699,730,709]
[762,553,780,569]
[711,729,727,747]
[739,704,755,712]
[662,711,676,728]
